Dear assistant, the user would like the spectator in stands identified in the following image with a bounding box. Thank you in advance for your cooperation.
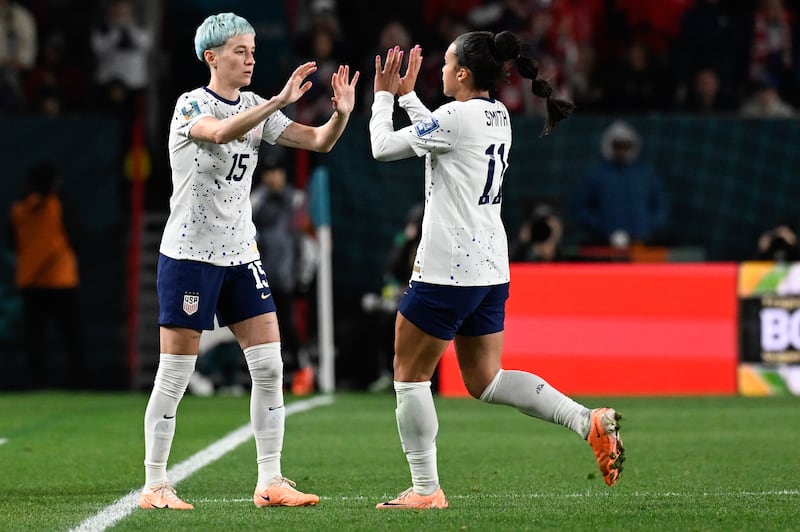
[748,0,794,99]
[24,32,87,115]
[569,43,605,112]
[740,77,795,117]
[572,120,669,247]
[602,39,673,112]
[0,0,37,112]
[8,162,86,389]
[673,0,751,112]
[510,199,564,262]
[251,159,316,396]
[294,0,346,59]
[679,66,738,114]
[90,0,152,112]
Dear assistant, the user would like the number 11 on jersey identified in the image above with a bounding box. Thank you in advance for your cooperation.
[478,143,506,205]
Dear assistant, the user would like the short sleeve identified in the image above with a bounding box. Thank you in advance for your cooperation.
[173,93,212,138]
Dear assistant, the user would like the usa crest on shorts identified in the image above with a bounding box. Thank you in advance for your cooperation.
[182,292,200,315]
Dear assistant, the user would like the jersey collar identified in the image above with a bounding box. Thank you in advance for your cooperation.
[203,86,241,106]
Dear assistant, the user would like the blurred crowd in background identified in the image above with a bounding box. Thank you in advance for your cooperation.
[2,0,800,120]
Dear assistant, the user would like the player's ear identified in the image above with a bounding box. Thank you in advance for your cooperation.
[456,67,468,82]
[204,49,216,67]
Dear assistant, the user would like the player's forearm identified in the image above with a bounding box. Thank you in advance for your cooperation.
[200,98,284,144]
[313,110,351,153]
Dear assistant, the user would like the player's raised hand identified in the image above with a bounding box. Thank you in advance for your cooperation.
[374,46,403,95]
[330,64,360,115]
[398,45,423,96]
[275,61,317,107]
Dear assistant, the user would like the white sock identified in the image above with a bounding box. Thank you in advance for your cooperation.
[245,343,284,489]
[143,353,197,488]
[394,381,440,496]
[480,369,591,437]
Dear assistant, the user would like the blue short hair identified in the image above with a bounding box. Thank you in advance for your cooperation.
[194,13,255,62]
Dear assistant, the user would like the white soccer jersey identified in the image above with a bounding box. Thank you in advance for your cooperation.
[160,87,292,266]
[371,91,512,286]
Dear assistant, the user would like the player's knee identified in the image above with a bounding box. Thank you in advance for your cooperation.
[465,376,490,400]
[248,354,282,381]
[468,369,501,401]
[245,343,283,383]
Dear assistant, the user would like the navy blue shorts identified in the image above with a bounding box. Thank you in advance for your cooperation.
[397,281,509,340]
[157,254,277,331]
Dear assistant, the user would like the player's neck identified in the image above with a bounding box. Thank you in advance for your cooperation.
[454,87,490,102]
[206,79,240,101]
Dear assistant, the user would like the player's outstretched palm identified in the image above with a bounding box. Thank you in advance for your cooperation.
[276,62,317,107]
[398,45,423,96]
[331,65,360,115]
[374,46,403,95]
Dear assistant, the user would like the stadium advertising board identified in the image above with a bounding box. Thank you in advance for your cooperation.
[738,262,800,396]
[439,263,738,396]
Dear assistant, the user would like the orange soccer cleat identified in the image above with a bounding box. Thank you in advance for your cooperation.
[253,476,319,507]
[587,407,625,486]
[139,482,194,510]
[376,487,449,509]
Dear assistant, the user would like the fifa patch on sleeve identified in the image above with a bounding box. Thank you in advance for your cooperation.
[415,116,440,137]
[181,101,202,121]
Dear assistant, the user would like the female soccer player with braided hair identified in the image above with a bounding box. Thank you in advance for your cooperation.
[138,12,358,511]
[369,31,623,509]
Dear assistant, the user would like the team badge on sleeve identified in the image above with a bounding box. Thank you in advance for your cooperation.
[415,115,440,137]
[181,101,201,121]
[182,292,199,315]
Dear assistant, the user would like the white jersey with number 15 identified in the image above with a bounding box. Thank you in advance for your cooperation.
[160,87,292,266]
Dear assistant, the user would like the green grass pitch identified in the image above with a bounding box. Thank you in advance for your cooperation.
[1,391,798,531]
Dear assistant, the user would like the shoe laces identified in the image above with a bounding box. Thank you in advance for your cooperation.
[394,487,415,501]
[600,410,619,436]
[151,482,182,503]
[270,475,298,490]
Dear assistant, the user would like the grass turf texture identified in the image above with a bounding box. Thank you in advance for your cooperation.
[0,392,798,531]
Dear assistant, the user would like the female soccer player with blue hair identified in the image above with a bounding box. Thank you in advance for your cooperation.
[369,32,623,509]
[139,12,359,510]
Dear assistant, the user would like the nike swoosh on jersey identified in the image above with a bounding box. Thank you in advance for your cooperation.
[261,293,271,300]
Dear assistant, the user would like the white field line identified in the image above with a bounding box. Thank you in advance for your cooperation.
[0,438,8,445]
[191,489,800,505]
[69,395,334,532]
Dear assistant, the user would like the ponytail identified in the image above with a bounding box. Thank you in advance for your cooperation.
[495,31,574,137]
[515,54,575,136]
[456,30,575,136]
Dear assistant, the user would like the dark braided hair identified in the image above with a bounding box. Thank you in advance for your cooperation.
[454,30,574,136]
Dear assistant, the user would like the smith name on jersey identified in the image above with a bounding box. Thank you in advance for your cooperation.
[397,93,513,287]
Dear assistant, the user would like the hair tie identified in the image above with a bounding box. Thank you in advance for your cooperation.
[516,57,539,80]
